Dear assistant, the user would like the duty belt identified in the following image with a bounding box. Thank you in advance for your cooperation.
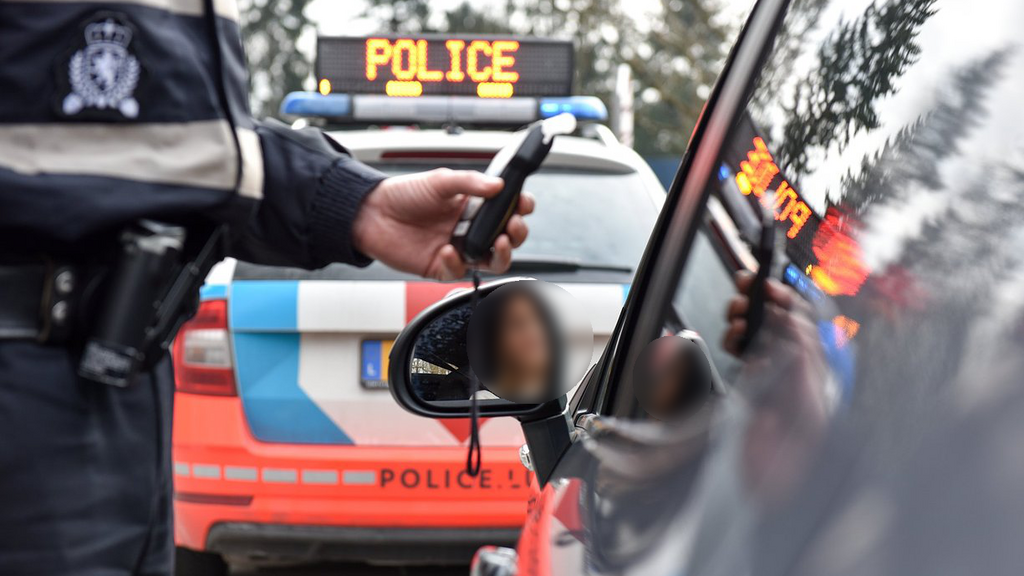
[0,261,93,344]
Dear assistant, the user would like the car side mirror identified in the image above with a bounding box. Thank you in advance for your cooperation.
[387,277,566,419]
[633,332,727,421]
[387,278,583,486]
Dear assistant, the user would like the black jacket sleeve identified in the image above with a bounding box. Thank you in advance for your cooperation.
[225,118,387,269]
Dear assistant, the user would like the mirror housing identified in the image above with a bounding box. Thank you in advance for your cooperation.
[388,278,574,485]
[387,277,565,420]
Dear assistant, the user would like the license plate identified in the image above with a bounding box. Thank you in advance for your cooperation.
[360,340,393,390]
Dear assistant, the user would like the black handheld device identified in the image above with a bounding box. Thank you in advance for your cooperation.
[740,204,776,353]
[451,113,577,263]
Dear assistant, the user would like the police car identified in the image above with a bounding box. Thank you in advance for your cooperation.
[171,35,664,574]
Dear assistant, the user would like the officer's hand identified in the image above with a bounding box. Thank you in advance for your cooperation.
[352,168,534,280]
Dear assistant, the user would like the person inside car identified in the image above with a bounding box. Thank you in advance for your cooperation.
[635,335,716,421]
[470,283,561,403]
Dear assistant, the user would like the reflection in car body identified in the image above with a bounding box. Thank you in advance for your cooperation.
[387,0,1024,574]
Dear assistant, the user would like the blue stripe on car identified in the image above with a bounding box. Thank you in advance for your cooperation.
[229,281,298,331]
[200,284,227,300]
[233,332,354,445]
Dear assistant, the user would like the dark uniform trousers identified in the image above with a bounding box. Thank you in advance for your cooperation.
[0,342,174,575]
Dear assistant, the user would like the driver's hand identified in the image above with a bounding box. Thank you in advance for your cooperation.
[352,168,535,280]
[723,270,800,356]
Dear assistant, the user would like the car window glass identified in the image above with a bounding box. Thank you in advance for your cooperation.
[235,167,659,284]
[616,1,1024,574]
[672,229,744,382]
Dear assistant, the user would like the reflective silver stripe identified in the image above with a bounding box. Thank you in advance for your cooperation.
[262,468,298,483]
[342,470,377,486]
[236,126,264,199]
[224,466,258,481]
[192,464,221,479]
[301,470,339,485]
[0,121,234,187]
[210,0,239,21]
[0,121,260,193]
[173,462,190,477]
[3,0,240,22]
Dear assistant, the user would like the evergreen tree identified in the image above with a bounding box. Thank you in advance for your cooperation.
[240,0,315,118]
[750,0,831,117]
[775,0,938,176]
[622,0,734,156]
[442,1,517,34]
[839,48,1012,215]
[362,0,434,33]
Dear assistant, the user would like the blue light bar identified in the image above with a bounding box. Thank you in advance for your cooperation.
[783,263,824,303]
[538,97,608,121]
[281,92,609,124]
[280,92,352,117]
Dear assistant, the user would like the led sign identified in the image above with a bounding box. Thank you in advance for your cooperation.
[735,137,813,240]
[317,36,574,99]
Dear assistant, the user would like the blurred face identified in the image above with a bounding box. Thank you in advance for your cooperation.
[496,293,551,396]
[651,346,692,415]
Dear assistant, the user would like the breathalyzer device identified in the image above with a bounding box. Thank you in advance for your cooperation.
[451,112,577,263]
[740,202,777,353]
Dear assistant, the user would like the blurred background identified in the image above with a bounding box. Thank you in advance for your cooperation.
[238,0,753,184]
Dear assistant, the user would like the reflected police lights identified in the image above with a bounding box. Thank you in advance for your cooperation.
[783,263,824,303]
[809,207,871,297]
[317,35,574,100]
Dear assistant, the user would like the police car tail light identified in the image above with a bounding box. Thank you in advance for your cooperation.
[172,298,236,397]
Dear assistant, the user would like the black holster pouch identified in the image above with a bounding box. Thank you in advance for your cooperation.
[78,221,226,387]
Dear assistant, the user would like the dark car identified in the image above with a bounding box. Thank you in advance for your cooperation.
[388,0,1024,574]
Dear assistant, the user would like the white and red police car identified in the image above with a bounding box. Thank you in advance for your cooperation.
[171,34,664,574]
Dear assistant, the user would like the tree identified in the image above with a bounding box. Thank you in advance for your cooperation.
[749,0,831,116]
[839,48,1013,215]
[362,0,433,33]
[506,0,624,100]
[365,0,627,131]
[621,0,734,156]
[442,1,518,34]
[894,50,1021,300]
[240,0,316,118]
[841,49,1017,447]
[774,0,938,176]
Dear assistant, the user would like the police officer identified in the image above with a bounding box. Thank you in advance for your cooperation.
[0,2,533,574]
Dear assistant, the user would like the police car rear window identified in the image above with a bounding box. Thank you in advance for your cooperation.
[234,167,658,283]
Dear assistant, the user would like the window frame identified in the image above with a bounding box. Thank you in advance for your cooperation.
[569,0,795,419]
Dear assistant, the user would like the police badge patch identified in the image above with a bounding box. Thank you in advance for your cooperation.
[57,14,142,120]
